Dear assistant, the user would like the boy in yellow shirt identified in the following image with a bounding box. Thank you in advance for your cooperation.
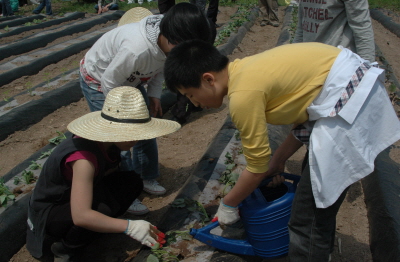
[164,40,400,261]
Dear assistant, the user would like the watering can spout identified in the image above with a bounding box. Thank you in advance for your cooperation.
[190,221,255,256]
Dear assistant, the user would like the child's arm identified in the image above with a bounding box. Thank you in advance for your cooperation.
[70,159,165,247]
[70,159,128,233]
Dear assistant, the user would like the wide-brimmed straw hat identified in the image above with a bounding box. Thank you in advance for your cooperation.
[118,7,153,27]
[67,87,180,142]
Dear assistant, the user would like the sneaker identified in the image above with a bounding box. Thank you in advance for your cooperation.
[51,242,74,262]
[127,199,149,215]
[143,179,166,195]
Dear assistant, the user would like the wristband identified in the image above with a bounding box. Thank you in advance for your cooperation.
[222,199,237,209]
[124,220,129,234]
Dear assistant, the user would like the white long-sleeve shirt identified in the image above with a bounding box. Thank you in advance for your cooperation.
[82,15,165,98]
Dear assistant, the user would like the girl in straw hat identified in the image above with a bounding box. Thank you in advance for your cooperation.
[79,2,214,215]
[26,87,181,262]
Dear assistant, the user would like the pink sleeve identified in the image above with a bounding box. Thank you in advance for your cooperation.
[62,151,98,181]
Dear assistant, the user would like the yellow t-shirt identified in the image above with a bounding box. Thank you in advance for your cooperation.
[228,42,340,173]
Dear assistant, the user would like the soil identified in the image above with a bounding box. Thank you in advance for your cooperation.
[1,3,399,262]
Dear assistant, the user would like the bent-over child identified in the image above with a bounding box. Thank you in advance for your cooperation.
[79,3,214,215]
[164,40,400,261]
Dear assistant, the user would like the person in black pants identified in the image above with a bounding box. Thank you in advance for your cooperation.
[159,2,217,124]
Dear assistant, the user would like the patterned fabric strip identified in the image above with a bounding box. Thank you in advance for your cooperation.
[292,124,311,144]
[292,62,371,145]
[79,58,103,92]
[329,62,371,117]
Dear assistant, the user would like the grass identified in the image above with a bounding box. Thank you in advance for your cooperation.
[15,0,398,19]
[368,0,400,11]
[16,0,260,16]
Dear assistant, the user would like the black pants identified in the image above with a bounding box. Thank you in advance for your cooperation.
[158,0,175,14]
[45,171,143,250]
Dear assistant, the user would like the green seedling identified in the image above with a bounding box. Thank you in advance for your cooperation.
[44,72,52,88]
[25,81,34,96]
[3,90,10,102]
[61,67,68,80]
[28,161,42,170]
[25,22,33,26]
[0,178,16,207]
[4,25,9,32]
[149,246,179,262]
[171,198,210,223]
[48,131,66,145]
[22,170,36,184]
[14,177,21,185]
[33,19,42,24]
[38,148,54,160]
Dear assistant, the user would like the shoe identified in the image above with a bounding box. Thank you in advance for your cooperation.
[143,179,166,195]
[260,19,279,27]
[51,242,74,262]
[127,199,149,215]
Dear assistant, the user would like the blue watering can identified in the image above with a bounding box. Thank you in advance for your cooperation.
[190,173,301,259]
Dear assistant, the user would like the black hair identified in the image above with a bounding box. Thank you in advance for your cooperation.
[159,2,214,45]
[164,39,229,93]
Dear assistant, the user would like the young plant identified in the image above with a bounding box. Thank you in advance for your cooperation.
[28,161,42,170]
[61,67,68,80]
[44,72,52,88]
[48,131,66,145]
[22,170,36,184]
[0,178,16,207]
[171,198,210,223]
[3,90,10,102]
[25,81,34,96]
[4,25,9,32]
[38,148,54,160]
[14,177,21,185]
[24,22,33,26]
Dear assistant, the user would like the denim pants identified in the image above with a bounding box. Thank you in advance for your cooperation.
[79,75,159,180]
[94,3,119,11]
[287,160,348,261]
[1,0,13,16]
[33,0,52,15]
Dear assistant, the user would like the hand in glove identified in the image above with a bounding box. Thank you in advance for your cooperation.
[124,220,166,248]
[214,198,240,226]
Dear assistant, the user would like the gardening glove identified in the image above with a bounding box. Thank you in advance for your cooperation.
[124,220,166,248]
[214,198,240,226]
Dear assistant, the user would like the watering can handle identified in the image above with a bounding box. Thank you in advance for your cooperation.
[264,172,300,187]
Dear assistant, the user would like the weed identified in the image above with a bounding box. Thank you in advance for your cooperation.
[0,178,16,207]
[22,170,37,184]
[33,19,42,24]
[4,25,9,32]
[48,131,67,145]
[24,22,33,26]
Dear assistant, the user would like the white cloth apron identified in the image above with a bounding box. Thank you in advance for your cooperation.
[306,47,400,208]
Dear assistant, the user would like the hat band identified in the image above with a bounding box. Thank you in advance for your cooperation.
[101,112,151,123]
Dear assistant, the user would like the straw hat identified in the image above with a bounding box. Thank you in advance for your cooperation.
[118,7,153,27]
[67,87,181,142]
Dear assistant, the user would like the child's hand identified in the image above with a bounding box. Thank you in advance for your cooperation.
[125,220,165,247]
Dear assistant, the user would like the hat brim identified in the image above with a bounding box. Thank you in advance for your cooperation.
[118,7,153,27]
[67,111,181,142]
